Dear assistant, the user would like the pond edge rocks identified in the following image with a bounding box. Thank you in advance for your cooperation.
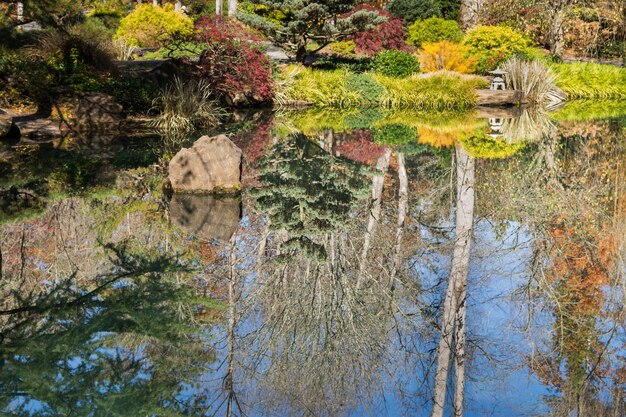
[168,134,242,194]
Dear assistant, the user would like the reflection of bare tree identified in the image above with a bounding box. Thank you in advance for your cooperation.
[357,148,392,289]
[432,143,475,417]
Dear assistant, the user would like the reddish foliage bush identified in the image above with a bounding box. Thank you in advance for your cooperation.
[194,16,272,106]
[346,6,409,56]
[336,130,387,164]
[231,115,273,182]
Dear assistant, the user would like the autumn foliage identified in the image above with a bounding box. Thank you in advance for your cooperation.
[194,16,273,106]
[346,6,409,56]
[418,41,476,73]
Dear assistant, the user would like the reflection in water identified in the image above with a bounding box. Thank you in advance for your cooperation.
[432,144,475,417]
[0,107,625,416]
[169,194,242,242]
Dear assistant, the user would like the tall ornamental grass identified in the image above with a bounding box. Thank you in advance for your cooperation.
[501,57,566,107]
[151,77,224,134]
[551,62,626,99]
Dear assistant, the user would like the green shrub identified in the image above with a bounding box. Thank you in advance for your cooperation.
[88,7,123,31]
[407,17,463,47]
[345,73,384,104]
[327,40,357,57]
[141,42,205,60]
[311,57,373,73]
[462,25,531,74]
[388,0,441,23]
[372,124,418,146]
[550,62,626,99]
[372,50,420,78]
[374,72,486,109]
[115,4,194,48]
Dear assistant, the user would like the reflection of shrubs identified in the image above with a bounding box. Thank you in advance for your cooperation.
[372,124,418,145]
[407,17,463,47]
[463,25,531,74]
[345,107,384,129]
[419,41,476,73]
[460,130,525,159]
[372,50,420,78]
[346,73,385,104]
[346,6,408,56]
[115,4,194,48]
[335,130,387,164]
[418,126,457,147]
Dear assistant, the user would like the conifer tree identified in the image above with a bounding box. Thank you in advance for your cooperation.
[238,0,385,63]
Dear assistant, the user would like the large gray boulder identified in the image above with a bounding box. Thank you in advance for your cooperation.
[168,135,242,193]
[169,194,241,242]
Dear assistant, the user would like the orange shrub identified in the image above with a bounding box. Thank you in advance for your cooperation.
[418,41,476,74]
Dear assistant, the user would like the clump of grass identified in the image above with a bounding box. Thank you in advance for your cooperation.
[551,62,626,99]
[276,65,486,109]
[150,76,224,135]
[278,65,360,108]
[501,57,566,107]
[374,71,487,110]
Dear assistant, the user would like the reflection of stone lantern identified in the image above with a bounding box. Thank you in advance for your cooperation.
[488,117,504,139]
[489,68,507,90]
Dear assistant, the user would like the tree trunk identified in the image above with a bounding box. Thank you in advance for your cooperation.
[228,0,238,17]
[295,44,307,64]
[175,1,182,13]
[16,2,24,22]
[548,7,565,56]
[460,0,483,30]
[152,0,158,7]
[216,0,223,16]
[431,144,475,417]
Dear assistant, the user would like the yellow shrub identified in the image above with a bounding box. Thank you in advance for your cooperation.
[418,41,476,74]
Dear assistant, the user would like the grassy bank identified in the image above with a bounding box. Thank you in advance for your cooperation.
[552,62,626,99]
[276,66,487,110]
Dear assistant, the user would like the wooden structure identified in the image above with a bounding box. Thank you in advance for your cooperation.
[475,89,526,107]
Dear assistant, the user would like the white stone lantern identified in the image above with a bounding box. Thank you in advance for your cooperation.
[489,68,507,90]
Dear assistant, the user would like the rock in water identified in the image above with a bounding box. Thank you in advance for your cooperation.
[169,194,241,242]
[168,135,242,193]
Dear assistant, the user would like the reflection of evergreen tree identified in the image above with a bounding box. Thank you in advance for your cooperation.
[253,134,371,260]
[0,245,219,416]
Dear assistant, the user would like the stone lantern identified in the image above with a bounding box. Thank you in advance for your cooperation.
[489,68,507,90]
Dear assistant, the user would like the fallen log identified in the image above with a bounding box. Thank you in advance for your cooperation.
[475,89,526,106]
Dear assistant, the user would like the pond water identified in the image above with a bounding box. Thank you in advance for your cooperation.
[1,102,625,416]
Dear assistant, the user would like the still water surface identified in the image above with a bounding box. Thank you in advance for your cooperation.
[0,103,624,416]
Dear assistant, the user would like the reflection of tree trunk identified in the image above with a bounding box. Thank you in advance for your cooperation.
[225,236,240,417]
[432,144,475,417]
[390,153,408,290]
[228,0,238,17]
[357,149,391,289]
